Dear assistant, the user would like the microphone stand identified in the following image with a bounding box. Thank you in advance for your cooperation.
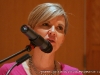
[0,45,31,64]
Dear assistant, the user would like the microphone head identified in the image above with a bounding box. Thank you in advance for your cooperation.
[21,25,29,33]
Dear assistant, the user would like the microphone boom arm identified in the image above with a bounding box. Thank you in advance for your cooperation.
[0,45,31,64]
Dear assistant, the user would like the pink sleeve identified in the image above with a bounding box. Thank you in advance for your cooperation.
[60,63,83,75]
[0,62,27,75]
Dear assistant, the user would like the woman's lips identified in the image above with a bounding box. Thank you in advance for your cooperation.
[47,39,55,43]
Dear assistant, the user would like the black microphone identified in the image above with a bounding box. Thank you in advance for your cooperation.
[20,25,53,53]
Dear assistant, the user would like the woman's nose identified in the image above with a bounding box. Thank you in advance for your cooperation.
[48,26,56,36]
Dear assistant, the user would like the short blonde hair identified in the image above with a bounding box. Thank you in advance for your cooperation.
[28,3,68,34]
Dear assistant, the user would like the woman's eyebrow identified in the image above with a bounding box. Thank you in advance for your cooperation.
[42,21,50,24]
[46,21,50,24]
[58,24,65,28]
[46,21,65,28]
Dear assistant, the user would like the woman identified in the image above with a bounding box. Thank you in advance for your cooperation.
[0,3,83,75]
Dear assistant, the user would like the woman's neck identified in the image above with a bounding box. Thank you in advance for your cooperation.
[32,47,55,71]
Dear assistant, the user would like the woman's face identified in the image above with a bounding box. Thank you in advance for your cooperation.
[33,15,65,52]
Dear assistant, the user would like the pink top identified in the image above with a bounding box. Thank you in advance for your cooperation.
[0,62,83,75]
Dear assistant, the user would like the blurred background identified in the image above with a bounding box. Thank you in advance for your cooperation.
[0,0,100,75]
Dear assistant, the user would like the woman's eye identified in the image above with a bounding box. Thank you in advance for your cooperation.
[58,26,63,30]
[41,23,50,29]
[42,23,49,26]
[57,26,64,33]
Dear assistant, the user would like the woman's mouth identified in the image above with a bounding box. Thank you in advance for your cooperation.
[47,39,55,43]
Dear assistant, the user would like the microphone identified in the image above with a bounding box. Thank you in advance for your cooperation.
[20,25,53,53]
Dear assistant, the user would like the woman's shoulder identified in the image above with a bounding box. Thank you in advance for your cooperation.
[0,62,15,72]
[0,62,26,75]
[60,63,83,75]
[61,63,79,70]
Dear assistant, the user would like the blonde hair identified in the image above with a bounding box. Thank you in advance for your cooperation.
[28,3,68,34]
